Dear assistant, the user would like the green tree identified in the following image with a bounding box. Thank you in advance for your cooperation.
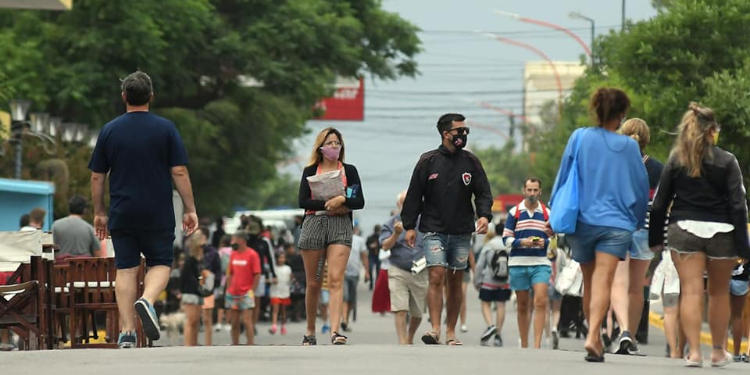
[532,0,750,196]
[0,0,421,217]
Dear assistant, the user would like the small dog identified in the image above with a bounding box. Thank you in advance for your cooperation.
[159,311,186,346]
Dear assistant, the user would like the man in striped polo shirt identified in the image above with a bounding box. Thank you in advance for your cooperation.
[502,177,552,349]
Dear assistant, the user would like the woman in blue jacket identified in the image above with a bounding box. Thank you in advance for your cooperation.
[550,88,649,362]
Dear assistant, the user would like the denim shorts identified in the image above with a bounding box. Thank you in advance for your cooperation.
[730,279,749,296]
[629,228,654,260]
[567,222,633,264]
[509,265,551,291]
[225,292,255,310]
[423,232,471,270]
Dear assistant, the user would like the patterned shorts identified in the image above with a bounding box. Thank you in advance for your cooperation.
[298,214,353,250]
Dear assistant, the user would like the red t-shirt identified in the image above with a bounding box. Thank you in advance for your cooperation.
[227,248,261,296]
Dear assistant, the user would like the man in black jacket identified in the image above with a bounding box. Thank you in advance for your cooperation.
[402,113,493,345]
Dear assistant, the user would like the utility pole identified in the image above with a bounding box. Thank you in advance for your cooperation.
[622,0,626,32]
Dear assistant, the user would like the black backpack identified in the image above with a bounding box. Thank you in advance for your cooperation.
[490,248,509,281]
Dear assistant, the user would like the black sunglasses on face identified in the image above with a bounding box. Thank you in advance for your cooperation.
[449,127,470,135]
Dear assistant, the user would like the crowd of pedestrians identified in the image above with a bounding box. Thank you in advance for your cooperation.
[4,69,750,370]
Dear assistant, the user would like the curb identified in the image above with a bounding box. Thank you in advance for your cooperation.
[649,311,747,353]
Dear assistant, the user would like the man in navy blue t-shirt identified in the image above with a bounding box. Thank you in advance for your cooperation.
[88,71,198,348]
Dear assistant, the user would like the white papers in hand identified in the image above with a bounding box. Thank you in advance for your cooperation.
[307,170,345,201]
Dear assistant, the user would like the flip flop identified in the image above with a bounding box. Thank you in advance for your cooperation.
[684,355,703,368]
[421,331,440,345]
[446,339,463,346]
[584,345,605,363]
[711,352,732,368]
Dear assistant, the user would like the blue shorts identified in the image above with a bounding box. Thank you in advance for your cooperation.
[730,279,749,296]
[567,222,633,264]
[110,229,175,269]
[548,286,563,301]
[629,229,653,260]
[509,265,551,291]
[423,232,471,271]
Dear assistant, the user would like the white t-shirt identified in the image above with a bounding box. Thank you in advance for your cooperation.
[270,264,292,299]
[346,234,368,277]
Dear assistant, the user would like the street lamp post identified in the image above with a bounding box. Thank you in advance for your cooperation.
[6,100,74,180]
[9,99,31,179]
[569,12,596,68]
[494,10,592,58]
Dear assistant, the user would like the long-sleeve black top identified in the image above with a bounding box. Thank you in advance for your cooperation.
[298,163,365,221]
[649,146,749,258]
[402,145,493,234]
[248,235,276,279]
[180,256,201,295]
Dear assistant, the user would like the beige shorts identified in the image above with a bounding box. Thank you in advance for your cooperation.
[388,266,428,318]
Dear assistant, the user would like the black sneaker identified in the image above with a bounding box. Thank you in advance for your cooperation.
[341,322,351,332]
[117,331,137,349]
[493,334,503,347]
[627,341,643,356]
[480,325,497,342]
[615,331,633,355]
[134,298,160,341]
[552,330,559,350]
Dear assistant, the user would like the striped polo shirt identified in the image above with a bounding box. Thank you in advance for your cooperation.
[502,201,551,267]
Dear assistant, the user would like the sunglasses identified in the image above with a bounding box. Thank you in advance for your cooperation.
[449,127,470,135]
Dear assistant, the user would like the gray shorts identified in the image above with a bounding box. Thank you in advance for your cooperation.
[343,275,359,303]
[662,293,679,308]
[667,223,736,259]
[298,215,353,250]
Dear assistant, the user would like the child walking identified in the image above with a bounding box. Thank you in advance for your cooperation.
[474,227,512,347]
[269,253,293,335]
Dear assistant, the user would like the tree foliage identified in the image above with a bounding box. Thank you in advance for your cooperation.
[0,0,420,217]
[510,0,750,199]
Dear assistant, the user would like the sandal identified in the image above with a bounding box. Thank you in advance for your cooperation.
[331,331,347,345]
[584,343,605,363]
[302,335,317,346]
[421,331,440,345]
[711,351,732,368]
[684,355,703,368]
[446,339,463,346]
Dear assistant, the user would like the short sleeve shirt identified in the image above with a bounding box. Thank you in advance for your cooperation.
[227,249,261,296]
[345,234,368,277]
[88,112,188,231]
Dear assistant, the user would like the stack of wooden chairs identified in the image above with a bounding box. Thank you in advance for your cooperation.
[0,231,148,350]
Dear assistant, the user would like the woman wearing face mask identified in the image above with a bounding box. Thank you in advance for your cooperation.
[650,102,749,367]
[297,127,365,345]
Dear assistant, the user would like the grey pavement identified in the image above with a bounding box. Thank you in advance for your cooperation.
[4,276,746,374]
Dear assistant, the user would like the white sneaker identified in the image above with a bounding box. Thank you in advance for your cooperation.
[460,324,468,333]
[214,324,222,332]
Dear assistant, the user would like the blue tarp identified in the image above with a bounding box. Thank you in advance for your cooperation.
[0,177,55,231]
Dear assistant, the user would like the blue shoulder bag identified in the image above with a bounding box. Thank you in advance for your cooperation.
[550,129,584,234]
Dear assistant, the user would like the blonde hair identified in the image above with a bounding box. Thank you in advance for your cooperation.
[186,231,205,259]
[670,102,719,177]
[307,127,345,166]
[619,118,650,151]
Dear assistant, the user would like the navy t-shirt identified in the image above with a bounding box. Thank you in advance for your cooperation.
[88,111,188,231]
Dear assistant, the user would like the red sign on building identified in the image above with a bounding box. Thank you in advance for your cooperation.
[314,77,364,121]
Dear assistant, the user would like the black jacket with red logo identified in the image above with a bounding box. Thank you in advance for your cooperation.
[402,145,493,235]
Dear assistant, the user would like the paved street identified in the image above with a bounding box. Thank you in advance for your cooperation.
[4,278,747,374]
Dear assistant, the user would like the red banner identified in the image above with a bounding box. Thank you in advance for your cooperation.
[315,77,364,121]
